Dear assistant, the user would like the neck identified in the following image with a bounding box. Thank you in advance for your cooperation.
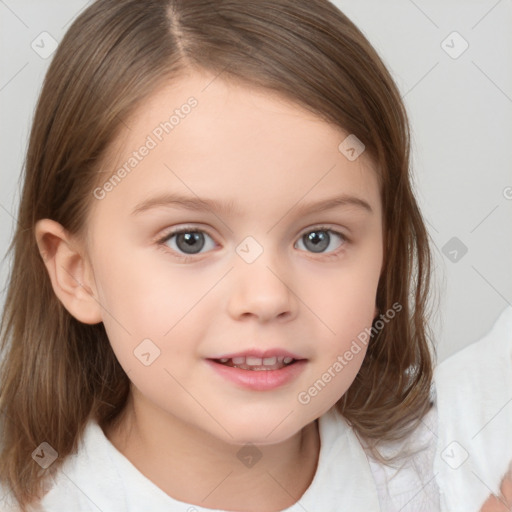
[104,388,320,512]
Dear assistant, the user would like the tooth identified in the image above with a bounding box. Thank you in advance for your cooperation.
[219,358,229,363]
[246,356,263,366]
[283,357,293,364]
[263,357,277,365]
[232,357,245,365]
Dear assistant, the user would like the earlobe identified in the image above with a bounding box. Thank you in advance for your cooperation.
[34,219,102,325]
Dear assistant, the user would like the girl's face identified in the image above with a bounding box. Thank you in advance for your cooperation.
[84,70,383,445]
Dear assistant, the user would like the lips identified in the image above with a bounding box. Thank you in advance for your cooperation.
[206,355,307,391]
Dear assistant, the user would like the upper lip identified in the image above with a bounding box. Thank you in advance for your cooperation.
[209,349,305,360]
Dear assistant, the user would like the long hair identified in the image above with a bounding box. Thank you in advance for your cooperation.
[0,0,435,508]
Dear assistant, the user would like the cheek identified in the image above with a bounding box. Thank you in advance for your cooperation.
[93,245,203,333]
[91,246,215,377]
[302,249,381,339]
[295,252,381,412]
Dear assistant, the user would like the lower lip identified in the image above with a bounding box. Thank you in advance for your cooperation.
[206,359,307,391]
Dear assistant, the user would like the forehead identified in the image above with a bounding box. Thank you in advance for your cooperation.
[89,70,381,225]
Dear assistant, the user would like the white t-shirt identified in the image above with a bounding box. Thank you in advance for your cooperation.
[0,404,439,511]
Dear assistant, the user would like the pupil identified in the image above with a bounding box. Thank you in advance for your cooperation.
[305,231,329,253]
[177,232,204,254]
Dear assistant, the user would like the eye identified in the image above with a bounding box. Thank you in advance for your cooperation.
[157,227,216,260]
[294,226,347,255]
[156,225,347,262]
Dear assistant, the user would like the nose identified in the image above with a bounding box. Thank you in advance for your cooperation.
[226,253,298,323]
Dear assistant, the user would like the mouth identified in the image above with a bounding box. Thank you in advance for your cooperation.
[210,355,299,371]
[206,353,307,391]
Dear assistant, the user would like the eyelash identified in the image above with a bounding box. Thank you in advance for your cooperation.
[156,225,349,262]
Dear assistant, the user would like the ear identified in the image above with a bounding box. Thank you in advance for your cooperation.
[34,218,102,324]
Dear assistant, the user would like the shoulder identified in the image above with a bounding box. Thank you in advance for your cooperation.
[365,404,440,512]
[433,306,512,512]
[35,419,129,511]
[317,406,439,511]
[35,418,196,511]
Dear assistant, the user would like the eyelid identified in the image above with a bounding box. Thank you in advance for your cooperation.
[297,223,348,239]
[155,224,215,244]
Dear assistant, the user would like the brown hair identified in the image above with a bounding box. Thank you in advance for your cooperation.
[0,0,435,508]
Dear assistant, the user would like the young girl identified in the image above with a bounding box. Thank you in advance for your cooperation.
[0,0,439,510]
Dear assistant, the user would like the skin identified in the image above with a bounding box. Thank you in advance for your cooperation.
[480,466,512,512]
[35,69,384,511]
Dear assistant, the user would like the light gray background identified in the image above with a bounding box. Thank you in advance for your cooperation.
[1,0,511,362]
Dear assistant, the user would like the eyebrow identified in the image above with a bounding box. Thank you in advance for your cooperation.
[130,192,373,217]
